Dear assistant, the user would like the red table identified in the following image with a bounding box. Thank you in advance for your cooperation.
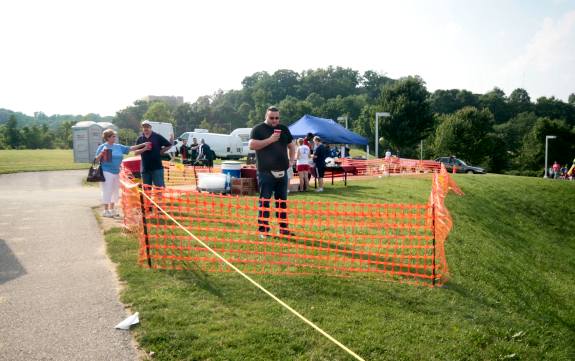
[311,165,356,186]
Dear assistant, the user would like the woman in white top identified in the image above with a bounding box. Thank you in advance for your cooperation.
[295,138,311,191]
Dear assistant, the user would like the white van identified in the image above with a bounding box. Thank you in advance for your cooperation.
[230,128,254,156]
[177,131,243,160]
[145,121,175,142]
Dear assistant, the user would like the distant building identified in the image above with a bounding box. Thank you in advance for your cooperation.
[142,95,184,108]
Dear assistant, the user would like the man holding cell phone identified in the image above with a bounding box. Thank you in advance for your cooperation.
[249,106,297,239]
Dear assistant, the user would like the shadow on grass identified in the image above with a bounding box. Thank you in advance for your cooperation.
[169,265,224,299]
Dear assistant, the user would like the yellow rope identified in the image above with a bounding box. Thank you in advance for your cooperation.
[139,189,367,361]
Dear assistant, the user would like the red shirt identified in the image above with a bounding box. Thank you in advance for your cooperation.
[553,163,560,172]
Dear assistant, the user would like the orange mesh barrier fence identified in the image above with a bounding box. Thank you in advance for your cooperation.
[120,163,462,287]
[162,161,220,187]
[428,164,464,282]
[340,157,441,176]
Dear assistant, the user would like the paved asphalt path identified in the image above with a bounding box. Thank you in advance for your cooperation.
[0,170,138,360]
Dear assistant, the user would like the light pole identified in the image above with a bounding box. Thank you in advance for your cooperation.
[375,112,390,158]
[544,135,557,178]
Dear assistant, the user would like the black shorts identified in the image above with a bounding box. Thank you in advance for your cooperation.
[316,165,326,178]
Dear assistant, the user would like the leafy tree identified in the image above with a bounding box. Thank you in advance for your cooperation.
[40,124,54,148]
[20,125,44,149]
[352,104,380,152]
[455,90,480,109]
[518,117,575,172]
[143,101,173,124]
[378,76,433,155]
[360,70,393,100]
[430,89,461,114]
[114,100,150,132]
[494,112,538,167]
[430,89,481,115]
[509,88,531,104]
[197,118,226,133]
[534,96,575,127]
[5,115,21,148]
[508,88,533,117]
[118,128,138,146]
[479,87,511,123]
[299,66,360,100]
[432,107,496,167]
[278,96,312,124]
[55,120,74,148]
[269,69,300,102]
[173,103,195,135]
[0,126,7,149]
[569,93,575,105]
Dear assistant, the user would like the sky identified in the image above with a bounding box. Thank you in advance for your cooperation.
[1,0,574,116]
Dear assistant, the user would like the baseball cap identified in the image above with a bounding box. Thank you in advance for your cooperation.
[141,120,152,127]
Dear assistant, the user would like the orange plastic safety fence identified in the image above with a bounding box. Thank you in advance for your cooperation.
[161,161,220,187]
[339,158,441,177]
[119,163,461,287]
[428,164,464,284]
[158,158,439,190]
[121,160,462,285]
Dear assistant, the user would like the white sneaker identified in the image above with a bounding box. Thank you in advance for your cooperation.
[111,209,121,218]
[315,188,323,192]
[102,210,112,217]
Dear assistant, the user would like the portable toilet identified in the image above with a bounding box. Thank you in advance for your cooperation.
[72,121,118,163]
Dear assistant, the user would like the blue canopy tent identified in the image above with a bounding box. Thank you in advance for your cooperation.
[288,114,368,145]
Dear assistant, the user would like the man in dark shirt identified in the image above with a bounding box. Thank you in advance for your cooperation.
[196,139,214,167]
[189,137,199,162]
[249,106,296,238]
[134,120,172,187]
[312,136,328,192]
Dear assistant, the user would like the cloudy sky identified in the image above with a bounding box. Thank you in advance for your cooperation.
[1,0,574,116]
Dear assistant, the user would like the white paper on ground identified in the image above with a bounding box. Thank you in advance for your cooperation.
[115,312,139,330]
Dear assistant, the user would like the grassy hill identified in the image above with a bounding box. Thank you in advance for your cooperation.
[105,174,575,360]
[0,150,90,174]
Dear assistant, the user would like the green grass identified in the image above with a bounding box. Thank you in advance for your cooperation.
[106,175,575,360]
[0,149,90,174]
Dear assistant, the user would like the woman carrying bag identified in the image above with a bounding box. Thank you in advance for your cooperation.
[95,129,147,218]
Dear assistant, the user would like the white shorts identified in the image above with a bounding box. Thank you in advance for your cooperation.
[101,171,120,204]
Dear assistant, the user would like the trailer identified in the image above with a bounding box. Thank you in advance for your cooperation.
[177,130,243,160]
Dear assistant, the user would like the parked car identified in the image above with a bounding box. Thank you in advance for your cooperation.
[435,157,485,174]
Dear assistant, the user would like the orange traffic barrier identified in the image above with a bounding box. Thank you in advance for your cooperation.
[120,164,461,287]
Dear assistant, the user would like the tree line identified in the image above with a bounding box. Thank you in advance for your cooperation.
[1,66,574,175]
[0,111,113,150]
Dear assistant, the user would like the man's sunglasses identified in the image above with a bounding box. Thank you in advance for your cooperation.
[269,116,280,120]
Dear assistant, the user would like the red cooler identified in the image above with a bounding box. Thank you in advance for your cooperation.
[122,156,141,178]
